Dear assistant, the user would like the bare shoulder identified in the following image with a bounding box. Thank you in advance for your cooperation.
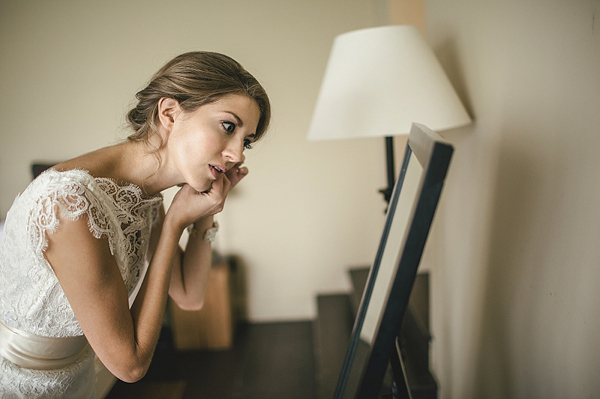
[52,145,121,178]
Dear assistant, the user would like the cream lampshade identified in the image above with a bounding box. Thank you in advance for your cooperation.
[307,25,471,201]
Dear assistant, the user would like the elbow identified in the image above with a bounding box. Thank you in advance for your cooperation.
[108,356,150,383]
[175,298,205,312]
[101,344,154,383]
[170,288,206,311]
[118,364,149,383]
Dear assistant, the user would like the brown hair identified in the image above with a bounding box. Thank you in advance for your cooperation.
[126,51,271,145]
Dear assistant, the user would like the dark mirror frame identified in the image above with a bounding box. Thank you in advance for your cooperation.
[334,123,454,399]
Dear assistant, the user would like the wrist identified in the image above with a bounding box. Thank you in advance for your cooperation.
[162,213,188,237]
[188,218,219,242]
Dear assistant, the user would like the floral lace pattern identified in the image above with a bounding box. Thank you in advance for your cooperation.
[0,169,163,398]
[0,347,95,399]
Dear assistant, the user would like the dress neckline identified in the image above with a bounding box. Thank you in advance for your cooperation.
[44,168,163,202]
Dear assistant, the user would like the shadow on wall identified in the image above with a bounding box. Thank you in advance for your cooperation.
[433,38,473,120]
[472,123,556,397]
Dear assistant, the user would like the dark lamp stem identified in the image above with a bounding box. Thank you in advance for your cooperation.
[378,136,395,204]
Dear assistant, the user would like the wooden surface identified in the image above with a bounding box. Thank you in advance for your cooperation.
[169,261,234,350]
[106,322,316,399]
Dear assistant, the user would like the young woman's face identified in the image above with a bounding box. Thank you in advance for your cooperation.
[167,93,260,192]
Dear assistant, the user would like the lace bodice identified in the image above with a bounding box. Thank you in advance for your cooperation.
[1,168,163,336]
[0,169,163,398]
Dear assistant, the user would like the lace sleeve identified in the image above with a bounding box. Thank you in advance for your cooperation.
[27,172,117,259]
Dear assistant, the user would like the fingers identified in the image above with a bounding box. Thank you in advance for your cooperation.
[171,179,227,219]
[226,164,249,189]
[169,168,243,227]
[210,172,231,196]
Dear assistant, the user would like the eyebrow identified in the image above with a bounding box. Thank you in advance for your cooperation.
[224,111,244,127]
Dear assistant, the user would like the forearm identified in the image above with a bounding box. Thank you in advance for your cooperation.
[45,211,186,383]
[129,220,184,373]
[168,216,214,310]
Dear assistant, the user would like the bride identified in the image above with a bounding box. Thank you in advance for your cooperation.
[0,51,270,398]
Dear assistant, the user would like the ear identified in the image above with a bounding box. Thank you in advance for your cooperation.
[157,97,182,133]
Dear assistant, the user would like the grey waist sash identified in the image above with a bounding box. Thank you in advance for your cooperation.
[0,320,89,370]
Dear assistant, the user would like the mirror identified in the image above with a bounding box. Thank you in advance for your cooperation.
[334,123,454,399]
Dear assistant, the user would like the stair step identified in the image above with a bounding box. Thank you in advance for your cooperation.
[314,294,354,399]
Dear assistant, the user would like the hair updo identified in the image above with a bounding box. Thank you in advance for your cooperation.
[126,51,271,144]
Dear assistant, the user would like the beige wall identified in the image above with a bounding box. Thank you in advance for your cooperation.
[0,1,390,321]
[422,0,600,397]
[3,1,598,396]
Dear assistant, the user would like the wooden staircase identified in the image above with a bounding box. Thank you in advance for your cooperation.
[313,267,437,399]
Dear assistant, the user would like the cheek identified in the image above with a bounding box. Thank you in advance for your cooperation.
[170,120,223,165]
[179,134,221,170]
[168,133,198,174]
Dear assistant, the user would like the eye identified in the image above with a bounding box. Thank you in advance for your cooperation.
[243,139,253,150]
[222,121,236,133]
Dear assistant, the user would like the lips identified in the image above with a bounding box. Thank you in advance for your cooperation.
[209,164,224,179]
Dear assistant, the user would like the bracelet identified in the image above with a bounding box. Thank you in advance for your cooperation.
[187,221,219,242]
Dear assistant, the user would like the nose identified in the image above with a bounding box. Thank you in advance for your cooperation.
[223,140,245,165]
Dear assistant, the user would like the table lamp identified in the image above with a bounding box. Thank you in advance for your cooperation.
[307,25,471,203]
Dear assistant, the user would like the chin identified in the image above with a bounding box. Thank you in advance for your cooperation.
[200,181,213,194]
[184,177,212,193]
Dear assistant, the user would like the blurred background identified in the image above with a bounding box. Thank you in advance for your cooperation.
[1,0,599,398]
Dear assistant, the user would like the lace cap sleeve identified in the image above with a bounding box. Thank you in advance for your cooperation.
[26,170,116,256]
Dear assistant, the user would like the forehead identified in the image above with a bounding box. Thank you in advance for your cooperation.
[210,94,260,122]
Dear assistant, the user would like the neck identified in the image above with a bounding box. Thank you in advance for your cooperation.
[117,139,179,197]
[53,134,179,196]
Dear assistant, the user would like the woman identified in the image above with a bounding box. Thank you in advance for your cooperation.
[0,51,271,398]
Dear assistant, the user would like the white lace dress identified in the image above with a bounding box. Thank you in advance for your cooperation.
[0,169,163,398]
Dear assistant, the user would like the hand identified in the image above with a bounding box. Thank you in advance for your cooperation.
[165,165,249,233]
[225,163,249,189]
[166,175,231,232]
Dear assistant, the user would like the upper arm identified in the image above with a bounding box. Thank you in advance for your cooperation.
[44,210,145,382]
